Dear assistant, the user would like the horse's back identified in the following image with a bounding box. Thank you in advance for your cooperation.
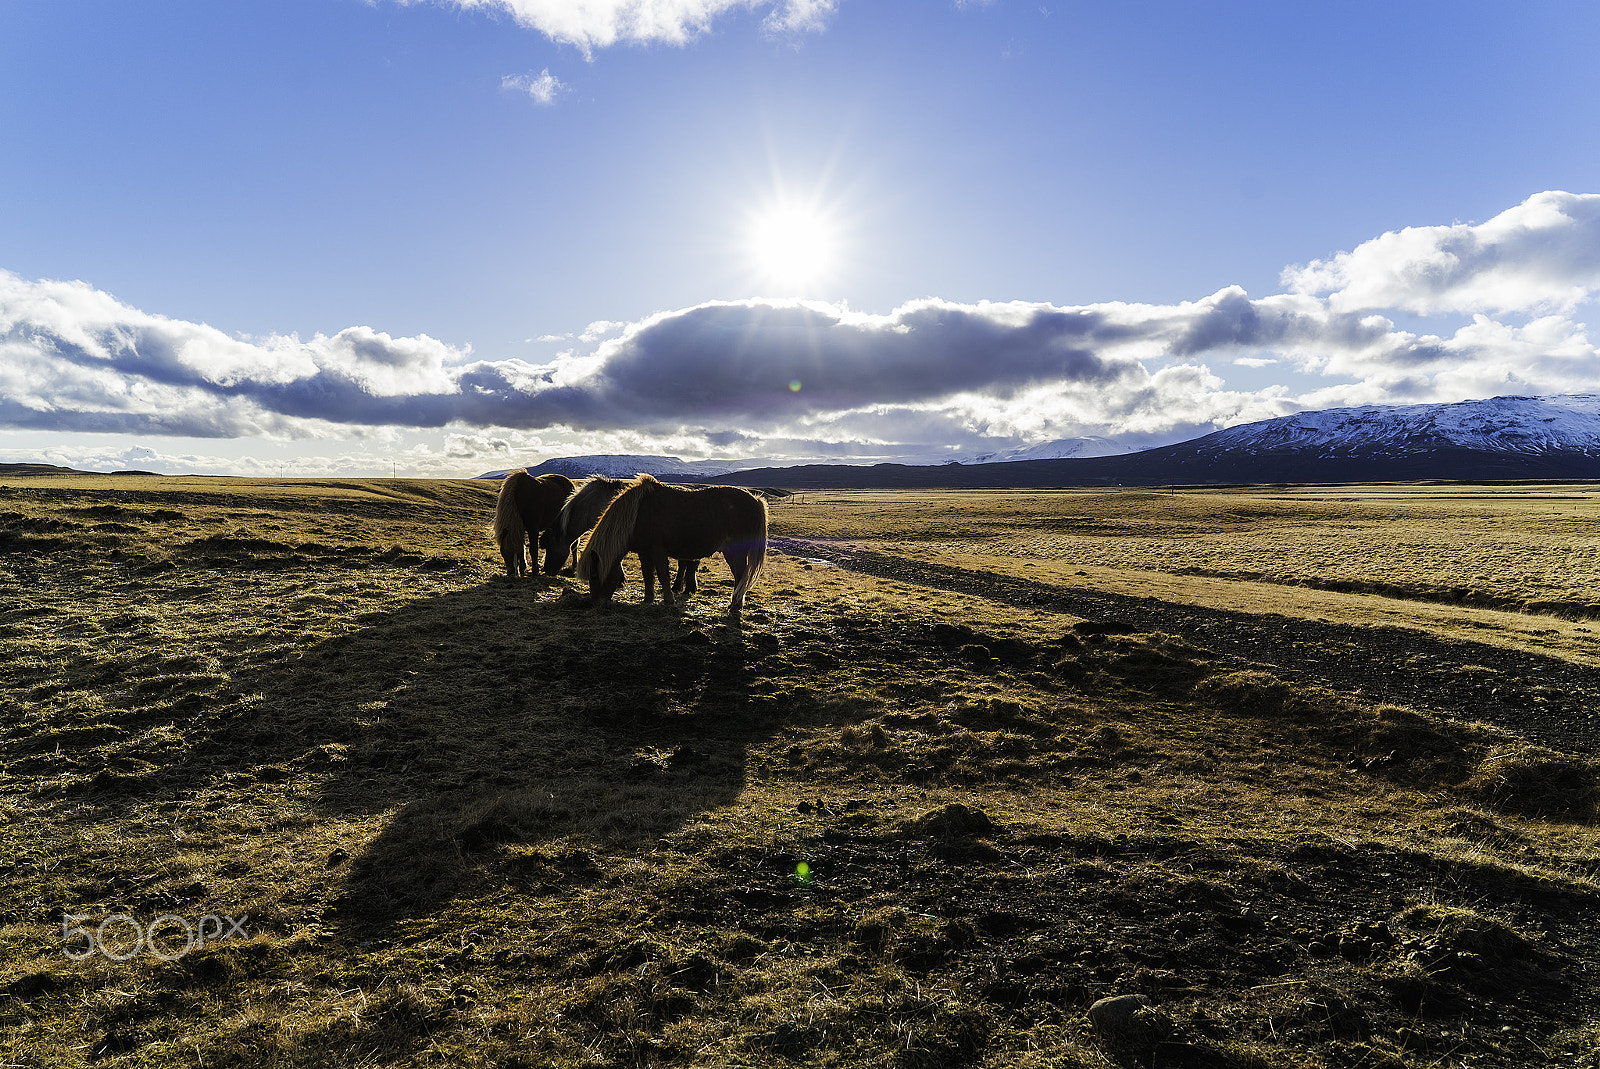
[515,473,575,525]
[642,484,765,558]
[534,472,576,501]
[566,476,627,533]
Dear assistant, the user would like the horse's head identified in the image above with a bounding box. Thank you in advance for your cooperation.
[539,523,567,574]
[578,547,624,601]
[597,563,625,600]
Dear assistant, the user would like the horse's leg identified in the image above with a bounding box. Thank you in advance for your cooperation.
[640,552,656,603]
[672,558,699,594]
[538,530,558,575]
[723,549,748,616]
[656,554,674,606]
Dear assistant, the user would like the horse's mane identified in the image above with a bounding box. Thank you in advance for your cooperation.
[491,468,531,558]
[559,475,629,542]
[576,473,655,584]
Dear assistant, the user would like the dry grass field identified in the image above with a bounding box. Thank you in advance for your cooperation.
[3,474,1600,1068]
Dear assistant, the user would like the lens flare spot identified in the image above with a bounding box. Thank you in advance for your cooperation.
[789,379,802,392]
[795,861,812,886]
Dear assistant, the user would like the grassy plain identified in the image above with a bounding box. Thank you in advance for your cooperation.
[2,475,1599,1068]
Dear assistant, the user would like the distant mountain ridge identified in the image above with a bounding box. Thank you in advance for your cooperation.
[481,396,1600,489]
[960,435,1132,464]
[476,454,765,480]
[706,395,1600,488]
[0,462,95,476]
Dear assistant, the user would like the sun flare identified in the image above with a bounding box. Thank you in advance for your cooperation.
[746,200,839,293]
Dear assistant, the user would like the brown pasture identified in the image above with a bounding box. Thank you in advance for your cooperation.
[2,474,1599,1068]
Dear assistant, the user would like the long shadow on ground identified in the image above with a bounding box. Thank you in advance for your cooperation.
[185,578,777,935]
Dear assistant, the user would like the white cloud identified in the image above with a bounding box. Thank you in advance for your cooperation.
[445,432,512,458]
[761,0,835,35]
[404,0,835,54]
[1282,190,1600,316]
[0,269,468,438]
[579,319,623,341]
[501,68,565,104]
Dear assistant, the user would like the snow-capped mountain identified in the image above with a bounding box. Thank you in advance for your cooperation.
[476,454,765,480]
[1200,395,1600,457]
[703,395,1600,488]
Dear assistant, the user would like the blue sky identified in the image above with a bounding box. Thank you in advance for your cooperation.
[3,0,1600,475]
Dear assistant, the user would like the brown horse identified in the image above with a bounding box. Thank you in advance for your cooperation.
[492,470,576,578]
[575,474,766,616]
[543,475,701,592]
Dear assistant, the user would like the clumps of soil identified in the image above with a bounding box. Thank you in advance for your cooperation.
[0,510,85,534]
[1362,716,1599,823]
[789,713,1049,785]
[1095,636,1208,688]
[1460,746,1600,823]
[904,802,997,841]
[1193,669,1327,719]
[1351,705,1484,784]
[1045,629,1209,693]
[1071,618,1141,637]
[0,509,89,553]
[1380,904,1565,1016]
[1397,904,1549,968]
[928,621,1039,667]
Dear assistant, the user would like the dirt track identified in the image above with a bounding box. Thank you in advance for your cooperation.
[776,538,1600,755]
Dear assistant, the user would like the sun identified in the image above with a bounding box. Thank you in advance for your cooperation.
[746,198,839,294]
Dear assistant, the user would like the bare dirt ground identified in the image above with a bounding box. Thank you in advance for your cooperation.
[2,476,1599,1069]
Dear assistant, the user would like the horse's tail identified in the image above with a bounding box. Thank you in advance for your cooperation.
[493,470,530,573]
[577,474,653,584]
[737,537,767,591]
[727,493,769,613]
